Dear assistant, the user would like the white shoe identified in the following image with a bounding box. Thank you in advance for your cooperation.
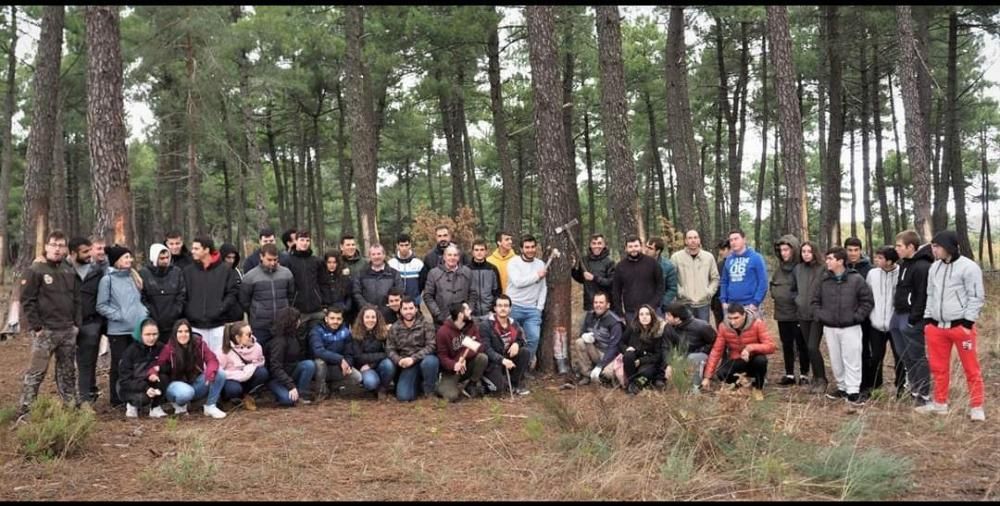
[914,402,949,415]
[203,404,227,419]
[172,402,188,415]
[970,407,986,422]
[125,403,138,418]
[149,406,168,418]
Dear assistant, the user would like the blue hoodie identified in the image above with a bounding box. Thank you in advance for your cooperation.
[309,322,353,365]
[720,247,769,308]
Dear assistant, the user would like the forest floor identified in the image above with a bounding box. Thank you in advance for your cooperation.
[0,282,998,500]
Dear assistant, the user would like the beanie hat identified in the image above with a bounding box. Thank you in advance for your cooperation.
[931,230,961,260]
[107,245,131,267]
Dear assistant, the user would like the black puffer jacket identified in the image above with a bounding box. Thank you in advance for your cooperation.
[118,339,165,395]
[182,252,239,328]
[571,247,616,311]
[811,270,874,328]
[79,261,107,327]
[139,264,187,335]
[468,259,501,317]
[893,243,933,324]
[346,333,388,369]
[321,269,354,314]
[239,264,295,333]
[285,248,326,314]
[353,265,404,310]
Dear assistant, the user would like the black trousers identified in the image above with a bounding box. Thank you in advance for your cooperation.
[861,327,906,394]
[715,355,768,390]
[623,351,662,386]
[483,351,531,392]
[107,334,132,406]
[76,321,103,403]
[778,321,809,376]
[800,319,827,382]
[118,379,164,408]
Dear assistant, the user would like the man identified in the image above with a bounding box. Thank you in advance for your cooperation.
[242,227,278,273]
[572,291,625,386]
[917,230,986,421]
[339,234,368,279]
[424,244,476,325]
[386,297,440,401]
[468,239,501,318]
[70,237,106,406]
[891,230,933,405]
[771,234,808,386]
[182,236,240,358]
[280,228,297,263]
[864,246,905,398]
[719,229,768,318]
[481,295,531,396]
[570,233,616,312]
[435,302,489,402]
[164,230,193,270]
[139,242,187,343]
[670,230,719,323]
[644,237,679,311]
[16,231,80,418]
[381,288,404,326]
[662,302,717,391]
[285,230,327,330]
[487,230,517,293]
[310,306,360,401]
[611,236,664,322]
[419,225,469,293]
[387,233,424,306]
[844,237,873,278]
[239,244,295,347]
[710,239,731,327]
[812,246,874,406]
[506,235,548,369]
[354,244,404,316]
[702,303,776,400]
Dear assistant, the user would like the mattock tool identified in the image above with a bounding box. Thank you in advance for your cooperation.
[554,217,585,272]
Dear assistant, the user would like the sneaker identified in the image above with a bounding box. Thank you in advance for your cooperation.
[125,403,138,418]
[626,382,641,395]
[203,404,227,419]
[914,402,949,415]
[778,375,796,386]
[970,407,986,422]
[846,393,865,407]
[826,389,848,400]
[172,402,188,415]
[149,406,168,418]
[514,387,531,396]
[751,389,764,402]
[242,395,257,412]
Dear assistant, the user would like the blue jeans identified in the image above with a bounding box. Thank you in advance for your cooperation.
[166,371,227,407]
[511,305,542,356]
[890,312,930,398]
[395,355,440,402]
[689,305,711,323]
[268,360,316,406]
[362,358,396,392]
[222,367,270,400]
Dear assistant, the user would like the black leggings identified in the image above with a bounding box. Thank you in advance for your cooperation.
[862,327,906,394]
[715,355,768,389]
[778,321,809,376]
[623,351,662,386]
[800,320,827,382]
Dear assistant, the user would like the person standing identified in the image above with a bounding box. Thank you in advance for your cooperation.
[864,246,905,397]
[771,234,808,386]
[644,237,679,311]
[891,230,934,405]
[670,230,719,323]
[794,241,829,394]
[710,239,731,327]
[164,230,193,270]
[570,233,616,312]
[339,234,368,279]
[468,239,501,318]
[321,250,354,317]
[97,246,150,408]
[242,227,277,273]
[505,235,548,369]
[916,231,986,421]
[487,230,516,293]
[139,243,187,344]
[719,229,769,318]
[15,232,80,419]
[182,236,240,358]
[844,237,873,278]
[388,233,424,306]
[285,230,328,330]
[612,236,664,322]
[423,244,475,325]
[353,244,405,317]
[239,244,295,347]
[419,225,469,293]
[71,236,107,406]
[812,247,874,406]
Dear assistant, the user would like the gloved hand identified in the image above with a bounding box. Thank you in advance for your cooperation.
[590,366,601,382]
[581,332,595,344]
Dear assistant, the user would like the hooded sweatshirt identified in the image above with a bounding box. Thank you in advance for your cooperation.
[183,251,240,328]
[97,265,150,336]
[720,246,769,308]
[219,243,244,281]
[893,243,934,324]
[770,234,801,322]
[867,264,899,332]
[487,247,517,293]
[435,318,483,373]
[924,231,985,328]
[571,247,616,311]
[218,335,266,383]
[847,256,873,279]
[139,243,187,335]
[704,310,776,380]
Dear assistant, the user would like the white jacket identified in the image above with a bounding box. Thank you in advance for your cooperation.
[924,256,985,325]
[866,265,899,332]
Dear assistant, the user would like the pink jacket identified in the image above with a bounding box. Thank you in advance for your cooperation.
[218,339,266,383]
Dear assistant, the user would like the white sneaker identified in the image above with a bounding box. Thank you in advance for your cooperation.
[203,404,227,419]
[149,406,168,418]
[914,402,949,415]
[125,403,138,418]
[970,407,986,422]
[172,402,188,415]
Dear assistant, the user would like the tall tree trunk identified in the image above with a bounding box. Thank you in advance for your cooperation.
[49,99,68,234]
[335,82,354,236]
[896,5,933,242]
[980,127,994,268]
[231,6,268,231]
[754,29,769,250]
[887,71,907,231]
[932,97,948,231]
[860,37,873,256]
[872,39,893,246]
[945,11,972,256]
[184,32,203,239]
[915,7,933,177]
[344,6,379,248]
[68,135,82,238]
[435,60,465,217]
[583,110,596,237]
[0,5,16,278]
[714,18,727,242]
[644,92,668,221]
[595,6,642,246]
[767,6,808,241]
[849,116,857,238]
[526,5,574,373]
[732,21,750,231]
[771,126,782,247]
[264,100,288,231]
[561,8,576,177]
[817,8,828,198]
[425,139,436,212]
[822,6,844,250]
[487,8,520,238]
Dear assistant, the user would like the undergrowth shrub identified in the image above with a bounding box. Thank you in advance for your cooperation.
[16,396,96,460]
[143,435,218,492]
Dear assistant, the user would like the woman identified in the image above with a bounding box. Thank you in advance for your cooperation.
[219,321,269,411]
[794,241,829,394]
[97,245,150,408]
[322,250,354,319]
[620,304,664,395]
[266,307,317,406]
[117,318,166,418]
[149,319,228,419]
[347,305,396,400]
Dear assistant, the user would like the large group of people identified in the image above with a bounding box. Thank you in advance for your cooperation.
[12,223,986,423]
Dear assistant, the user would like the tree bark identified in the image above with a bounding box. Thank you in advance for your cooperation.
[754,30,768,251]
[732,21,749,231]
[980,127,994,268]
[644,92,668,221]
[849,116,857,239]
[0,5,16,277]
[872,39,893,246]
[50,98,68,234]
[561,8,576,179]
[822,6,844,250]
[596,6,642,246]
[887,71,907,231]
[344,6,379,249]
[944,11,972,256]
[526,5,574,373]
[583,110,596,237]
[932,97,948,231]
[860,38,873,256]
[487,8,520,239]
[714,18,727,242]
[896,5,933,242]
[335,81,354,236]
[767,6,808,241]
[231,6,268,231]
[435,59,465,217]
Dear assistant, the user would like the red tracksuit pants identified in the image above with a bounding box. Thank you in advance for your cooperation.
[925,323,984,408]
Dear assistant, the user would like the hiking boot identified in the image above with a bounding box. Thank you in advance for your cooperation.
[751,389,765,402]
[125,403,139,418]
[149,406,168,418]
[778,375,796,386]
[825,389,848,400]
[242,395,257,412]
[203,404,227,419]
[172,402,188,415]
[914,402,949,415]
[970,407,986,422]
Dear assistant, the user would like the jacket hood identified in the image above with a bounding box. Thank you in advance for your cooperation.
[588,247,610,261]
[199,250,223,270]
[931,231,961,260]
[774,235,801,266]
[722,309,756,333]
[132,319,155,343]
[912,242,934,263]
[220,243,241,268]
[148,243,170,268]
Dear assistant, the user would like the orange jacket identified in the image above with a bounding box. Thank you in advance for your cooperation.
[703,313,776,380]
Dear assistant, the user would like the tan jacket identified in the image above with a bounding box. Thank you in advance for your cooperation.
[670,248,719,307]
